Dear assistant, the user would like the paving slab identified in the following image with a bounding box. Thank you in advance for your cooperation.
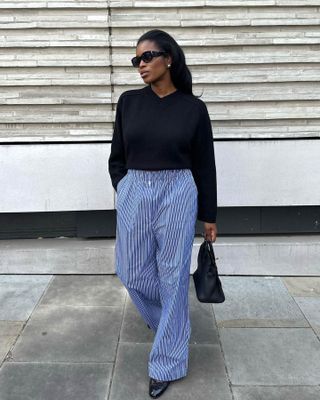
[282,277,320,297]
[0,322,24,337]
[11,305,123,362]
[120,281,220,344]
[0,275,52,320]
[40,275,126,307]
[120,295,156,343]
[232,385,320,400]
[212,276,308,327]
[109,342,233,400]
[294,297,320,338]
[219,327,320,385]
[109,342,151,400]
[189,280,220,344]
[0,321,24,363]
[0,336,16,365]
[0,362,113,400]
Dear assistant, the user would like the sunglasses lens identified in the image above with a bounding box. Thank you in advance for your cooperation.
[131,57,140,67]
[142,51,153,62]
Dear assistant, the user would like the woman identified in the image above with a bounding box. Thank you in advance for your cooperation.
[108,29,217,398]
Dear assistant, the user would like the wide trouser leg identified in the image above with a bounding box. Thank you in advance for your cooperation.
[115,169,198,380]
[148,171,198,381]
[115,171,162,331]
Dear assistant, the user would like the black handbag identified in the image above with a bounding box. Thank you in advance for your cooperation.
[193,237,225,303]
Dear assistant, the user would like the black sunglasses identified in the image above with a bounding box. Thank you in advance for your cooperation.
[131,50,167,68]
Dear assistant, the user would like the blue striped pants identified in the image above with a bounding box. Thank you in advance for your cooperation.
[115,168,198,381]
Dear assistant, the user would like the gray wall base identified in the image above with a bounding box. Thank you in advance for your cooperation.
[0,235,319,276]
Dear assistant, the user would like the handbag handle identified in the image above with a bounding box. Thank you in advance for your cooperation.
[204,239,217,272]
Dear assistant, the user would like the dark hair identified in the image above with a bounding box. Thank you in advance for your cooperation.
[136,29,202,98]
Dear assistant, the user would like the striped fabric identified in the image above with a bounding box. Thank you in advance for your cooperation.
[115,168,198,380]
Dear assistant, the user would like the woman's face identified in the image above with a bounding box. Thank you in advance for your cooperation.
[135,40,172,84]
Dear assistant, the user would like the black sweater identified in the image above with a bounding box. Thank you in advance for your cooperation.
[108,84,217,223]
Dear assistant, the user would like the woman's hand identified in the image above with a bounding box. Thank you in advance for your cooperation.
[203,222,217,242]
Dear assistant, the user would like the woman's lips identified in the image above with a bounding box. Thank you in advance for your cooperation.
[140,71,149,78]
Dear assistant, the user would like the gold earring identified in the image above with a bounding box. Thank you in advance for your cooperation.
[167,64,171,68]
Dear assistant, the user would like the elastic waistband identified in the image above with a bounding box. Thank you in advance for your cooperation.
[127,168,191,182]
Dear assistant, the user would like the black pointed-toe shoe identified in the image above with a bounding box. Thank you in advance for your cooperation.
[147,324,151,329]
[149,378,170,398]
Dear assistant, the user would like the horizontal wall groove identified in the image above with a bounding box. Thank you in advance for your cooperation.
[0,4,319,9]
[1,137,319,146]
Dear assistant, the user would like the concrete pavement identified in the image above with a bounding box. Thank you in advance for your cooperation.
[0,237,320,399]
[0,274,320,399]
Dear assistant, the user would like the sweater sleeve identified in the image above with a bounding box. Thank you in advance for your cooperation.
[108,94,127,192]
[191,100,218,223]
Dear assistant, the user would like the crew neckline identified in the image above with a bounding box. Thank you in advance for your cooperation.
[146,85,179,100]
